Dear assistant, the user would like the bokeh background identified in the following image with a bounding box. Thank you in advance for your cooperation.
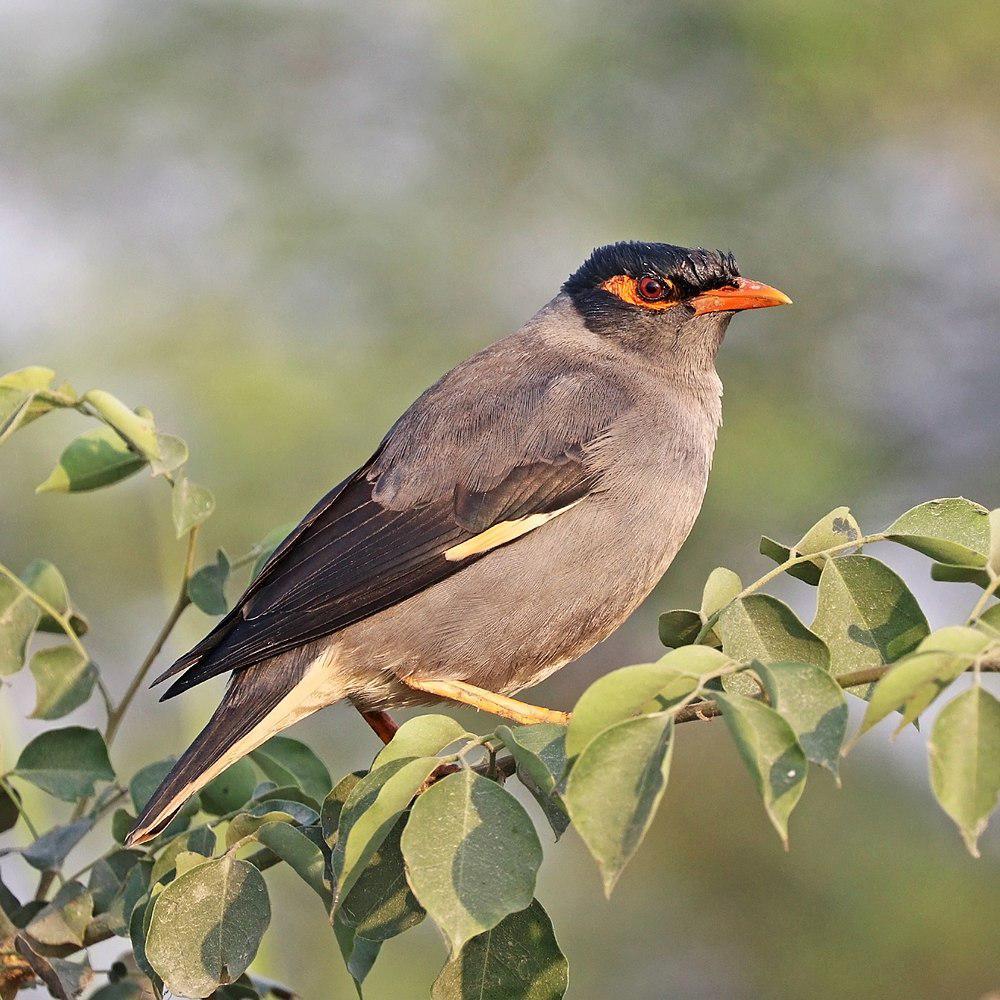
[2,2,998,998]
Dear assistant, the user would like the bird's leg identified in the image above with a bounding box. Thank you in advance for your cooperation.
[402,677,570,726]
[359,708,399,745]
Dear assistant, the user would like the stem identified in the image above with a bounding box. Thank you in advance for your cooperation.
[104,526,199,745]
[0,563,88,660]
[694,533,887,644]
[35,527,199,901]
[0,777,40,840]
[967,571,1000,625]
[670,658,1000,725]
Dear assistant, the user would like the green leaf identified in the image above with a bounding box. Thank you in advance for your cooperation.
[129,895,161,992]
[331,756,440,907]
[26,881,93,947]
[201,758,260,815]
[13,935,93,1000]
[253,821,331,907]
[146,854,270,999]
[89,981,147,1000]
[930,563,991,588]
[978,604,1000,639]
[250,735,331,803]
[111,808,136,845]
[150,432,188,477]
[565,714,673,895]
[130,758,178,814]
[495,724,570,838]
[171,474,216,538]
[82,389,160,460]
[0,782,20,834]
[713,692,807,847]
[225,801,318,848]
[36,425,147,493]
[715,594,829,695]
[753,661,848,776]
[0,571,42,675]
[759,507,862,585]
[854,627,993,740]
[20,818,94,871]
[431,899,568,1000]
[22,559,88,636]
[885,498,990,566]
[566,646,723,758]
[928,686,1000,857]
[812,555,929,695]
[0,366,56,392]
[187,549,231,615]
[657,608,710,648]
[321,771,365,845]
[28,646,96,719]
[989,508,1000,576]
[0,368,58,444]
[333,914,381,995]
[339,817,425,941]
[402,769,542,954]
[87,849,145,914]
[14,727,114,801]
[701,567,743,618]
[0,389,38,442]
[151,828,215,885]
[372,715,468,769]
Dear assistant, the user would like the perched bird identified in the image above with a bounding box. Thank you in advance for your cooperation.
[127,241,790,846]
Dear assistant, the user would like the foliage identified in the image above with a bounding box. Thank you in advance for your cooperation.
[1,367,998,999]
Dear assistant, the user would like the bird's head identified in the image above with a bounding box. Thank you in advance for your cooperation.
[562,241,790,365]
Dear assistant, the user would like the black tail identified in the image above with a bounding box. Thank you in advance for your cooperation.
[125,676,294,846]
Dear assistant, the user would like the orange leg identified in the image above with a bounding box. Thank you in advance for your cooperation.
[402,677,569,726]
[359,708,399,745]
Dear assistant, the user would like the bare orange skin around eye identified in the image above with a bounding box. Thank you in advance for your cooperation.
[599,274,678,310]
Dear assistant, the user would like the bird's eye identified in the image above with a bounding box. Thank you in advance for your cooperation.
[637,276,667,301]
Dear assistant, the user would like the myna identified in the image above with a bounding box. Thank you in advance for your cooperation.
[127,241,790,845]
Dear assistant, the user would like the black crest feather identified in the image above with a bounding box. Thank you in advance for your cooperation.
[564,241,740,298]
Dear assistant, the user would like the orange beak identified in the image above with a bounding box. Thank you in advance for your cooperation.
[689,277,792,315]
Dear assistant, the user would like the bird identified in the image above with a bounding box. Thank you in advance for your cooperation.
[126,240,790,846]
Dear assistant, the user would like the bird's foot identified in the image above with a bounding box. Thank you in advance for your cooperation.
[401,677,570,727]
[359,708,400,745]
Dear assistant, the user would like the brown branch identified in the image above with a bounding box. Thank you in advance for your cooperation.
[104,525,199,744]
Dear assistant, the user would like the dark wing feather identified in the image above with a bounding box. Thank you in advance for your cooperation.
[154,334,636,700]
[154,447,598,699]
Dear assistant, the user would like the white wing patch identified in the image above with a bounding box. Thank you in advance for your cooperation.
[444,498,584,562]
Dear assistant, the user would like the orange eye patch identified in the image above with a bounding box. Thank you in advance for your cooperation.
[599,274,678,310]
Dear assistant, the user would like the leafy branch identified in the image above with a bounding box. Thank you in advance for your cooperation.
[2,366,998,1000]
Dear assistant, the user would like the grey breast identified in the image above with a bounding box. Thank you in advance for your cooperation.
[333,297,723,710]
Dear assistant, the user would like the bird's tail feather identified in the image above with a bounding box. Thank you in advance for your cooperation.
[126,648,343,846]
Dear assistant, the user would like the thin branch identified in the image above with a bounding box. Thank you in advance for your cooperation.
[104,525,199,744]
[35,527,199,901]
[0,777,40,840]
[694,532,887,644]
[0,562,88,661]
[967,571,1000,625]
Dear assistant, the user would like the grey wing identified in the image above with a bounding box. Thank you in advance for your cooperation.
[153,341,634,699]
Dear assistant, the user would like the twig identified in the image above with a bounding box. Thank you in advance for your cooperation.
[35,526,200,901]
[104,525,199,744]
[0,777,40,840]
[0,563,88,661]
[694,533,887,644]
[967,572,1000,625]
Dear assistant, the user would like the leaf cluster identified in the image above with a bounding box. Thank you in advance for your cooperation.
[2,366,998,999]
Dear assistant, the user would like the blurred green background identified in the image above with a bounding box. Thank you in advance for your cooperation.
[1,2,998,997]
